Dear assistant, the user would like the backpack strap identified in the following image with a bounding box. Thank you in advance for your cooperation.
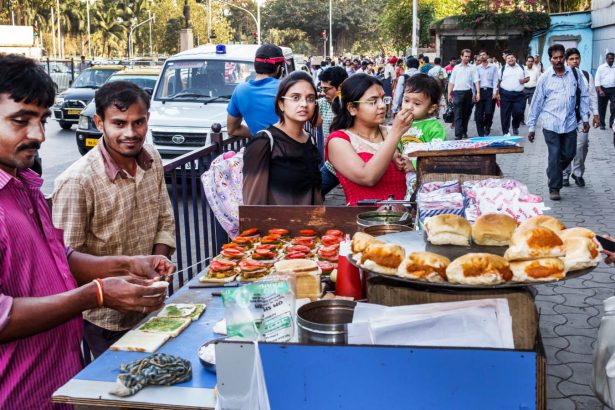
[582,70,590,83]
[572,68,582,122]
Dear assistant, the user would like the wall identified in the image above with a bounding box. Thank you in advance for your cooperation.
[529,11,593,73]
[592,0,615,71]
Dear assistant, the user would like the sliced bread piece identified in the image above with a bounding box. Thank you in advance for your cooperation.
[110,330,170,353]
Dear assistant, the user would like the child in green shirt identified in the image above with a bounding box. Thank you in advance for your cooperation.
[397,73,446,199]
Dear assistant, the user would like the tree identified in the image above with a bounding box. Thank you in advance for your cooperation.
[380,0,462,52]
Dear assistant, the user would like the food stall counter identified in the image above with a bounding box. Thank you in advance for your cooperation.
[52,275,223,410]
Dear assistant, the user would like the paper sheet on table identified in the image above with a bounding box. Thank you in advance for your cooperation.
[348,299,514,349]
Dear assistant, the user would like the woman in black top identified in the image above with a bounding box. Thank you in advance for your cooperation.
[243,71,323,205]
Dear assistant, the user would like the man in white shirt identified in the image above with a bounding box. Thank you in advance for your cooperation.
[562,48,600,188]
[595,52,615,130]
[448,49,480,139]
[497,52,529,136]
[524,56,541,105]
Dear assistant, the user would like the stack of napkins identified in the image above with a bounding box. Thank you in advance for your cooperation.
[347,299,514,349]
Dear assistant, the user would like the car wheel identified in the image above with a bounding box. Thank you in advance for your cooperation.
[59,121,73,130]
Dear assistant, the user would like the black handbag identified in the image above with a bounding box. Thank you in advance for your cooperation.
[443,103,454,123]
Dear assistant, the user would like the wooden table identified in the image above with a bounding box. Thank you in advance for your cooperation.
[413,146,524,183]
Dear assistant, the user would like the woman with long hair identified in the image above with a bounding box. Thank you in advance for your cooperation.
[325,73,414,205]
[243,71,323,205]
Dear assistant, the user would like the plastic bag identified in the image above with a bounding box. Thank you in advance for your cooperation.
[443,103,454,123]
[222,280,296,342]
[593,296,615,406]
[215,341,271,410]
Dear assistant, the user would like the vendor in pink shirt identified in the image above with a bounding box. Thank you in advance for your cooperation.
[0,55,176,410]
[325,74,414,205]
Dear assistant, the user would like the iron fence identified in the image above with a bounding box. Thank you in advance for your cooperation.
[163,128,248,295]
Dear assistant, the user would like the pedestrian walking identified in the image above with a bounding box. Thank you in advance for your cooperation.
[498,52,529,136]
[595,52,615,130]
[527,44,590,201]
[524,56,542,106]
[448,49,480,140]
[562,48,600,188]
[392,56,420,114]
[419,56,433,74]
[475,50,498,136]
[227,44,285,137]
[444,57,456,78]
[317,66,349,196]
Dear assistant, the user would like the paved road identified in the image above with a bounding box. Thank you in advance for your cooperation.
[40,120,82,196]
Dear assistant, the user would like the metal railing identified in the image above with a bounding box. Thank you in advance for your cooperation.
[163,125,248,294]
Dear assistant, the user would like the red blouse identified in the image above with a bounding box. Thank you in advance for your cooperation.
[325,129,406,206]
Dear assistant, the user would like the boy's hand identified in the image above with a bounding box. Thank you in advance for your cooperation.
[393,153,413,172]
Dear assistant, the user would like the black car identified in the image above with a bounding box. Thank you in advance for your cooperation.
[75,68,160,155]
[52,66,123,130]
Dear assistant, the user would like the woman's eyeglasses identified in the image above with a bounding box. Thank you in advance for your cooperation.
[353,97,389,106]
[281,96,317,105]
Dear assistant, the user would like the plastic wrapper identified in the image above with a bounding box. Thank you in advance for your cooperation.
[462,178,545,223]
[416,180,464,223]
[222,278,296,343]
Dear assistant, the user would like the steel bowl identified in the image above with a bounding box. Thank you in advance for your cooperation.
[297,299,357,345]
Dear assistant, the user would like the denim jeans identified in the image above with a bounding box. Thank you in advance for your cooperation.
[320,164,339,196]
[544,129,577,191]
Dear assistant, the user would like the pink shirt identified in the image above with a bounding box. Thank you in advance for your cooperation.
[0,168,82,409]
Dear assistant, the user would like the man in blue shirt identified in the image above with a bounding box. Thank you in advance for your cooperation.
[527,44,590,201]
[227,44,285,137]
[475,50,499,136]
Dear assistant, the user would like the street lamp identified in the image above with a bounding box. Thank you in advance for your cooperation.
[198,0,262,45]
[329,0,332,59]
[129,14,155,59]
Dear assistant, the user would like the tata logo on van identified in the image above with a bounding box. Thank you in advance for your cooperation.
[172,135,186,145]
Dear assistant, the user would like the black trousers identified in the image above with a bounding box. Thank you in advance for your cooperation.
[84,320,128,358]
[500,89,526,134]
[474,88,495,136]
[544,129,577,191]
[453,90,473,139]
[598,87,615,128]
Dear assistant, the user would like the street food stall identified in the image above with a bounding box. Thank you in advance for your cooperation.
[52,138,601,410]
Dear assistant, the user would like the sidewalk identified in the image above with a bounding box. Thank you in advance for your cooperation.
[325,107,615,409]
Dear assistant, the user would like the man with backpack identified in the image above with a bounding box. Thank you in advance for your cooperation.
[497,51,529,136]
[562,48,600,188]
[527,44,590,201]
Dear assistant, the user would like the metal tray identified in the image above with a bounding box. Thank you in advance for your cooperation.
[349,230,596,290]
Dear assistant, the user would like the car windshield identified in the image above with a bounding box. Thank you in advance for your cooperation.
[155,59,254,101]
[72,69,117,88]
[108,75,158,89]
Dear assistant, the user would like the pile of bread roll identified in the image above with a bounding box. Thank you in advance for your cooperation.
[351,214,601,286]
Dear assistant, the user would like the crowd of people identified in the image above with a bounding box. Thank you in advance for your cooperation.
[233,44,615,206]
[2,40,615,408]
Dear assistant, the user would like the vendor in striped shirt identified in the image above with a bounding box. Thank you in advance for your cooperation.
[0,55,175,410]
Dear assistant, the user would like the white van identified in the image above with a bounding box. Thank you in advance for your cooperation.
[147,44,295,161]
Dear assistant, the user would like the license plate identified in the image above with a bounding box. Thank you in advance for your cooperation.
[67,109,82,115]
[85,138,99,147]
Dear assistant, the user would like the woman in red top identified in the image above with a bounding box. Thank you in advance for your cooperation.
[325,74,413,205]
